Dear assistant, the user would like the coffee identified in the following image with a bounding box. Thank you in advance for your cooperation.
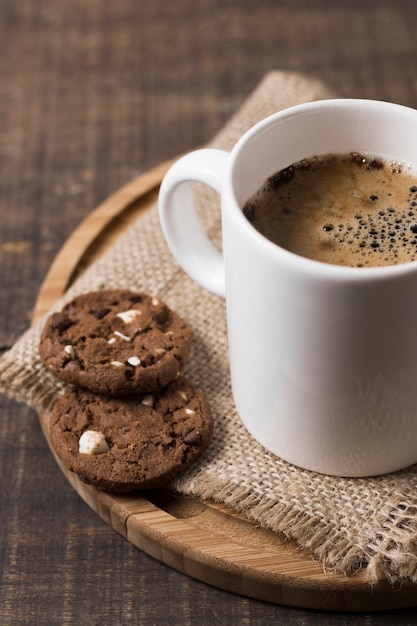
[243,152,417,267]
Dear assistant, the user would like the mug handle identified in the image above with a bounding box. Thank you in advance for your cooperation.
[158,148,230,297]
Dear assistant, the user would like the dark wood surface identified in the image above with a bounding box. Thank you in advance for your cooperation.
[2,1,417,624]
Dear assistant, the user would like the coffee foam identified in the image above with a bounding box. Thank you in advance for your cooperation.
[243,153,417,267]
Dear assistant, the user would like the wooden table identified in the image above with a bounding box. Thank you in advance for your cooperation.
[2,1,417,624]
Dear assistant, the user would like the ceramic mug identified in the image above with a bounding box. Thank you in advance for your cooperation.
[158,99,417,477]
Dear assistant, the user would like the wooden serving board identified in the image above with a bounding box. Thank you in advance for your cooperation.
[33,158,417,612]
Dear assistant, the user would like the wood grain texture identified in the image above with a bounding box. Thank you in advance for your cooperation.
[32,162,417,613]
[3,1,417,624]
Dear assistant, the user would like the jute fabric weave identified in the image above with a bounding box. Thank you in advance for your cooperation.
[1,71,416,584]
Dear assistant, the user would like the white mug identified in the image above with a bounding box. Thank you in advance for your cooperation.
[158,99,417,477]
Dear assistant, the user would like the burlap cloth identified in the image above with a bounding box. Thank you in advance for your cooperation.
[2,71,417,586]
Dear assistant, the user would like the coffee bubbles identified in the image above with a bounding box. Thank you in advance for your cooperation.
[320,198,417,267]
[243,153,417,267]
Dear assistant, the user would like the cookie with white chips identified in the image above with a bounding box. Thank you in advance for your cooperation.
[39,290,192,395]
[49,377,213,492]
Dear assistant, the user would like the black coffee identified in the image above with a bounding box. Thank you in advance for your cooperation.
[243,152,417,267]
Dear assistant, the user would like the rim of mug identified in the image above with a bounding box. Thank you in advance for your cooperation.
[226,98,417,281]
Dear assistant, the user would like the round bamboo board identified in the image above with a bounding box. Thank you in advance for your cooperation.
[33,158,417,612]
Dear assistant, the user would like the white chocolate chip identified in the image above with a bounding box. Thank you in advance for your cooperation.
[116,309,142,324]
[151,297,160,306]
[179,391,188,401]
[107,337,117,345]
[79,430,110,455]
[113,330,131,342]
[154,348,166,357]
[141,394,154,407]
[185,408,195,416]
[64,344,75,358]
[111,360,124,367]
[127,356,141,366]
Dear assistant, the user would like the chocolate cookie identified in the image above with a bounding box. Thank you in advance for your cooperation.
[39,290,192,395]
[49,377,213,492]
